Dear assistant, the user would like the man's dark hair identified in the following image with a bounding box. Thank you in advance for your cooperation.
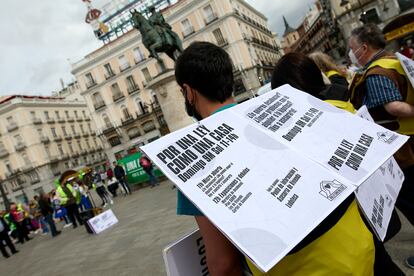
[175,41,234,103]
[351,23,386,50]
[271,52,326,97]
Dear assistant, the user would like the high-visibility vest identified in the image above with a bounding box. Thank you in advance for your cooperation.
[325,100,356,113]
[325,70,341,78]
[351,58,414,135]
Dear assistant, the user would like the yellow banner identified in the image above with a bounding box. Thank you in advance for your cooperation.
[385,21,414,41]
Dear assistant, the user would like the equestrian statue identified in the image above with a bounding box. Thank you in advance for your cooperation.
[131,7,183,63]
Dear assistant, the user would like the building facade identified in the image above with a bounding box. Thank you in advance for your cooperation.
[0,96,105,208]
[71,0,282,162]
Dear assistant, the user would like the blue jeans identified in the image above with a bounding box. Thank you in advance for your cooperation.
[146,169,159,187]
[44,214,58,236]
[39,216,49,233]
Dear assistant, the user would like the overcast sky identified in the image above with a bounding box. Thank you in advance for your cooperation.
[0,0,315,96]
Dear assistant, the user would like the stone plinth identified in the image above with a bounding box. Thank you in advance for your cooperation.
[147,69,193,132]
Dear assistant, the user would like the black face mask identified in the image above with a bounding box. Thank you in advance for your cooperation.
[184,89,203,121]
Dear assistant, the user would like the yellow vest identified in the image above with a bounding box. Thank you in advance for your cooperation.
[247,201,374,276]
[351,58,414,135]
[325,100,356,113]
[325,70,341,78]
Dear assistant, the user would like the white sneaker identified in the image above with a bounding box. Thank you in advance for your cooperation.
[103,203,108,208]
[110,199,114,205]
[63,223,73,228]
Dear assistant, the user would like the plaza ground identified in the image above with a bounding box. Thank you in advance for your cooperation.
[0,180,413,276]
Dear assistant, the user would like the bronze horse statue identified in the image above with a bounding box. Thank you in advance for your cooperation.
[130,9,183,62]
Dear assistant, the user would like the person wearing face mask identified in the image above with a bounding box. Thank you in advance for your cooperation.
[348,24,414,268]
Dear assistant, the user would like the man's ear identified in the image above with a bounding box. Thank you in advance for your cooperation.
[183,84,196,104]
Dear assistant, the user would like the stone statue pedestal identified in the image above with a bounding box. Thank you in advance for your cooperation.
[147,69,193,132]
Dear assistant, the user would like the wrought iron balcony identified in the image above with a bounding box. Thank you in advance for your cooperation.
[32,117,42,125]
[113,93,125,102]
[7,122,18,132]
[127,85,140,95]
[94,101,106,111]
[14,142,26,152]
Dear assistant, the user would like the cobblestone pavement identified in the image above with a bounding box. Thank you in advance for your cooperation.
[0,180,413,275]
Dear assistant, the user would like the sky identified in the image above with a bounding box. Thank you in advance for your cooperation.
[0,0,315,96]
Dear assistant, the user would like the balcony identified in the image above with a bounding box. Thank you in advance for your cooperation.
[53,135,62,142]
[73,132,81,139]
[76,117,83,122]
[85,117,91,121]
[119,63,131,72]
[71,151,80,158]
[94,101,106,111]
[0,148,9,158]
[204,13,218,25]
[121,114,136,126]
[32,117,42,125]
[57,117,66,123]
[82,132,89,138]
[102,124,116,135]
[182,27,195,38]
[113,93,125,102]
[104,71,115,80]
[86,80,97,89]
[7,122,18,132]
[67,116,75,122]
[134,57,146,65]
[14,142,26,152]
[127,85,140,95]
[46,118,55,124]
[64,134,72,140]
[40,136,50,143]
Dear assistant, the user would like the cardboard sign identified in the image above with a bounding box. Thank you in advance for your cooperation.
[163,230,209,276]
[354,106,404,241]
[142,85,408,272]
[87,209,118,234]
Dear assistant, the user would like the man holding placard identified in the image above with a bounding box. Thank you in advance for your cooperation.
[172,42,376,275]
[349,24,414,229]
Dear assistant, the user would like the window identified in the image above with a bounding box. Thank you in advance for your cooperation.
[109,136,122,147]
[136,98,146,114]
[133,47,145,63]
[104,63,114,79]
[4,161,12,173]
[30,111,36,119]
[80,124,84,134]
[92,92,105,108]
[44,111,49,119]
[86,139,91,148]
[65,162,69,169]
[204,5,216,24]
[74,110,78,118]
[57,144,64,155]
[65,111,69,118]
[62,126,67,135]
[126,75,138,92]
[213,28,226,46]
[68,142,74,152]
[22,153,30,166]
[51,127,57,137]
[121,105,131,119]
[119,55,130,71]
[142,121,156,133]
[37,128,43,136]
[71,125,76,134]
[141,68,152,83]
[111,83,123,99]
[102,114,111,127]
[55,111,60,119]
[181,19,194,37]
[77,141,83,151]
[82,110,86,118]
[88,123,92,132]
[85,73,96,87]
[44,146,50,157]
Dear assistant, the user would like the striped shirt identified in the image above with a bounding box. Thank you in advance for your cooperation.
[363,75,403,109]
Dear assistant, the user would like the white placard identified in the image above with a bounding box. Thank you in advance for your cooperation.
[163,229,209,276]
[142,85,408,272]
[355,106,404,241]
[87,209,118,234]
[396,52,414,88]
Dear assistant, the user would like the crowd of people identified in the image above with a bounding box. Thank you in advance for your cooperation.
[174,23,414,275]
[0,159,149,259]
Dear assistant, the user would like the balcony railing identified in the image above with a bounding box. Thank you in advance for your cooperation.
[0,148,9,158]
[85,117,91,121]
[204,13,218,25]
[64,134,72,140]
[86,80,97,89]
[119,63,131,72]
[32,117,42,124]
[102,124,116,135]
[76,117,83,122]
[71,151,80,158]
[40,136,50,143]
[121,114,135,126]
[67,116,74,122]
[94,101,106,111]
[127,85,140,95]
[7,122,18,132]
[182,27,195,38]
[14,142,26,151]
[53,135,62,142]
[57,118,66,123]
[134,57,146,64]
[113,93,125,102]
[46,118,55,124]
[82,132,89,137]
[104,71,115,80]
[73,133,81,139]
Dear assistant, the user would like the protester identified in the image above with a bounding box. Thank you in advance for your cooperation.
[271,51,404,275]
[52,190,72,228]
[0,213,18,258]
[107,176,119,197]
[9,202,31,244]
[38,193,61,237]
[348,23,414,272]
[113,161,131,194]
[94,171,113,207]
[57,172,83,228]
[106,165,114,179]
[78,182,92,210]
[139,154,159,188]
[308,51,349,87]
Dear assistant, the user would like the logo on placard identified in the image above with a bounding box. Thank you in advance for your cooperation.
[319,180,347,201]
[377,131,397,144]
